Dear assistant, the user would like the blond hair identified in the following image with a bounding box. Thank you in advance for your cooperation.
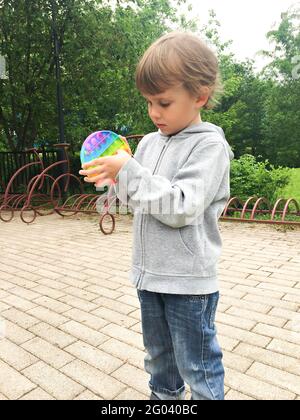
[135,32,223,109]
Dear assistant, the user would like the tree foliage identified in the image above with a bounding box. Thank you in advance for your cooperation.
[230,154,291,203]
[0,0,187,151]
[0,0,299,170]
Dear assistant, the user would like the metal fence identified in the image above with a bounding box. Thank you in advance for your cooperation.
[0,149,60,193]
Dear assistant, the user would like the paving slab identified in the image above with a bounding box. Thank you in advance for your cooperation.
[0,213,299,400]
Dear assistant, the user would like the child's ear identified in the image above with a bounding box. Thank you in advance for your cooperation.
[195,87,210,108]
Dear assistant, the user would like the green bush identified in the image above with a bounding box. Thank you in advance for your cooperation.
[230,154,291,204]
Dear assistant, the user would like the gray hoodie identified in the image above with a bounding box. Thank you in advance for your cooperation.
[115,122,234,295]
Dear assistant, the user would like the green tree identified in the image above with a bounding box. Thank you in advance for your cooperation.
[260,5,300,167]
[0,0,82,151]
[199,12,271,160]
[0,0,193,152]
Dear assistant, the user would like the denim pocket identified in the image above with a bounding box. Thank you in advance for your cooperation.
[187,295,207,302]
[183,295,208,318]
[208,292,219,329]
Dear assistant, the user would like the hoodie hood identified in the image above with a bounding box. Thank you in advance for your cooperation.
[159,122,235,161]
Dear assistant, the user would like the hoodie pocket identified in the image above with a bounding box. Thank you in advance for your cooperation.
[180,224,205,257]
[179,227,195,256]
[143,217,196,275]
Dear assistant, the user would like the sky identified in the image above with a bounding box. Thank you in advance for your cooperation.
[180,0,299,71]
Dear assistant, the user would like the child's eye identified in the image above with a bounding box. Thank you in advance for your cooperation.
[160,103,170,108]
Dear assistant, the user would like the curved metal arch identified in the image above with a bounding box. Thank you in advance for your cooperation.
[222,196,243,217]
[50,173,83,205]
[282,198,300,222]
[20,206,37,225]
[0,204,14,222]
[250,197,271,220]
[241,197,257,219]
[271,198,287,221]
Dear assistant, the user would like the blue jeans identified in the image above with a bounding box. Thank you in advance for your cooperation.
[137,290,224,400]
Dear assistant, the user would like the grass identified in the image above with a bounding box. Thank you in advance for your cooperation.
[280,168,300,204]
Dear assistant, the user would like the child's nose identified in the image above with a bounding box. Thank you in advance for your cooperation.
[149,107,161,120]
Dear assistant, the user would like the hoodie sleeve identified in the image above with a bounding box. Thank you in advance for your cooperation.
[115,141,230,228]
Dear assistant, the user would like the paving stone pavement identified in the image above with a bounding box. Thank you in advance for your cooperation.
[0,213,300,400]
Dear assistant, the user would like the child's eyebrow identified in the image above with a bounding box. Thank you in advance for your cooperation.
[143,95,172,101]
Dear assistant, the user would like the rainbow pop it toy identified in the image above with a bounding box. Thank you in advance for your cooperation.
[80,130,131,166]
[80,131,132,183]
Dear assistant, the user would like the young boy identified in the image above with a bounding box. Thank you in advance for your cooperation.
[80,32,234,400]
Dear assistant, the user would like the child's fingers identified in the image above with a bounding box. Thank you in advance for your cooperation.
[79,167,100,177]
[82,158,106,170]
[83,173,108,184]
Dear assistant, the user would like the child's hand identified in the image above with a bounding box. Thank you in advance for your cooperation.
[79,148,132,188]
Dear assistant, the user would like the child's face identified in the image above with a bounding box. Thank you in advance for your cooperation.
[143,84,208,136]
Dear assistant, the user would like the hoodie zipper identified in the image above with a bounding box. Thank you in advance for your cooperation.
[152,141,168,175]
[137,137,172,289]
